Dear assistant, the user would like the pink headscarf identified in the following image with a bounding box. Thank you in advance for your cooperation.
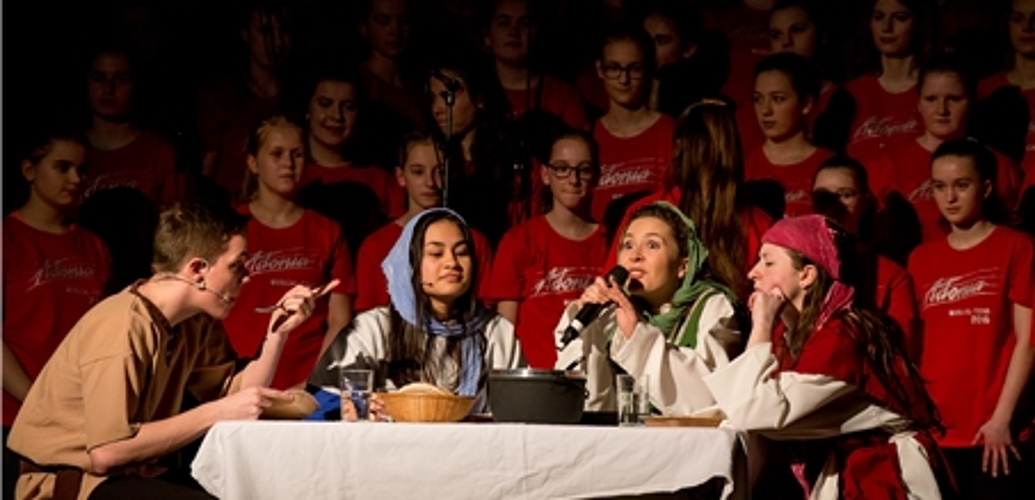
[762,215,854,330]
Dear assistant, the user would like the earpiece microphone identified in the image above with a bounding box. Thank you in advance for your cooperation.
[198,283,234,305]
[160,274,233,304]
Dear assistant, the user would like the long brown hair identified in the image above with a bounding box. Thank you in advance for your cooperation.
[385,211,490,388]
[780,231,941,430]
[672,99,748,298]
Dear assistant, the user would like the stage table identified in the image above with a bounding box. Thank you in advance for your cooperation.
[191,421,746,500]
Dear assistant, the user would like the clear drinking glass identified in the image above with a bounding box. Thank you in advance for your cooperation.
[340,369,374,422]
[616,373,650,427]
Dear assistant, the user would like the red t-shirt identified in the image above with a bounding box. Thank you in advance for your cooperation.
[979,71,1035,191]
[574,66,611,115]
[908,227,1034,447]
[504,75,587,130]
[221,208,356,389]
[352,220,495,313]
[808,83,837,131]
[2,214,110,425]
[876,255,920,361]
[869,139,1021,242]
[845,76,922,159]
[592,115,675,222]
[83,131,181,206]
[301,162,406,219]
[359,64,426,129]
[197,77,279,198]
[487,216,609,368]
[744,146,835,217]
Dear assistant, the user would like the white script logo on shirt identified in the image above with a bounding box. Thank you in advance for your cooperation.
[531,267,598,297]
[922,268,999,309]
[908,179,934,202]
[29,259,98,290]
[597,160,655,189]
[246,249,319,275]
[853,116,918,141]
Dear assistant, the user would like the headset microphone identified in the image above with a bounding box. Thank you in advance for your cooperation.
[162,274,233,304]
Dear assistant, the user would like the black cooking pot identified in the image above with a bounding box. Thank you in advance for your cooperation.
[488,369,587,424]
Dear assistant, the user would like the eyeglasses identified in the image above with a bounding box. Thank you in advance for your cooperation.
[546,162,596,179]
[600,63,646,81]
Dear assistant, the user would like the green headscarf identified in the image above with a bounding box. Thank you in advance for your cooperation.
[624,202,734,348]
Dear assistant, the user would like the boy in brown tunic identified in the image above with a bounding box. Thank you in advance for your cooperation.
[9,201,334,499]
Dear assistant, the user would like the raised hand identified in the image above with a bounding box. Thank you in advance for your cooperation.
[268,279,340,336]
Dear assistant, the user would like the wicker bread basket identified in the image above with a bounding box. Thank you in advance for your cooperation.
[378,391,475,422]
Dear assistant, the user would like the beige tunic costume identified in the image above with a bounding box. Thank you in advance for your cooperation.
[553,293,739,415]
[8,287,243,500]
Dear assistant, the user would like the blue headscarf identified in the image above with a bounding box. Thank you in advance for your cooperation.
[382,208,484,397]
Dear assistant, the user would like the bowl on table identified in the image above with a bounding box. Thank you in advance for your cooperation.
[261,389,321,420]
[377,383,475,422]
[488,369,587,424]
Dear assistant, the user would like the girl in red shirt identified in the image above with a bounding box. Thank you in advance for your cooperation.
[978,0,1035,184]
[197,3,292,200]
[746,52,834,218]
[845,0,930,159]
[908,138,1034,498]
[3,127,110,494]
[489,130,609,368]
[300,70,405,220]
[427,57,517,247]
[353,131,494,313]
[868,55,1021,244]
[642,3,724,119]
[811,156,920,359]
[357,0,425,130]
[484,0,586,129]
[222,115,356,390]
[591,25,675,225]
[767,0,853,154]
[82,43,180,207]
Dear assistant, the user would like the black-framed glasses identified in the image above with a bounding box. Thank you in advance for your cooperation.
[546,162,596,179]
[600,63,646,81]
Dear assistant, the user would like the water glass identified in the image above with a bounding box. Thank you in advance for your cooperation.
[616,373,650,427]
[340,369,373,422]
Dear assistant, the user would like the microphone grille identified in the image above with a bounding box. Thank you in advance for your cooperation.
[609,265,629,284]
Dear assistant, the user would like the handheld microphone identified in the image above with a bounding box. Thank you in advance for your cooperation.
[431,70,464,93]
[559,265,629,349]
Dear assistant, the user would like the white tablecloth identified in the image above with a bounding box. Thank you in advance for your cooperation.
[192,421,745,500]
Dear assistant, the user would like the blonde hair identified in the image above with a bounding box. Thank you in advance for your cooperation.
[240,115,305,202]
